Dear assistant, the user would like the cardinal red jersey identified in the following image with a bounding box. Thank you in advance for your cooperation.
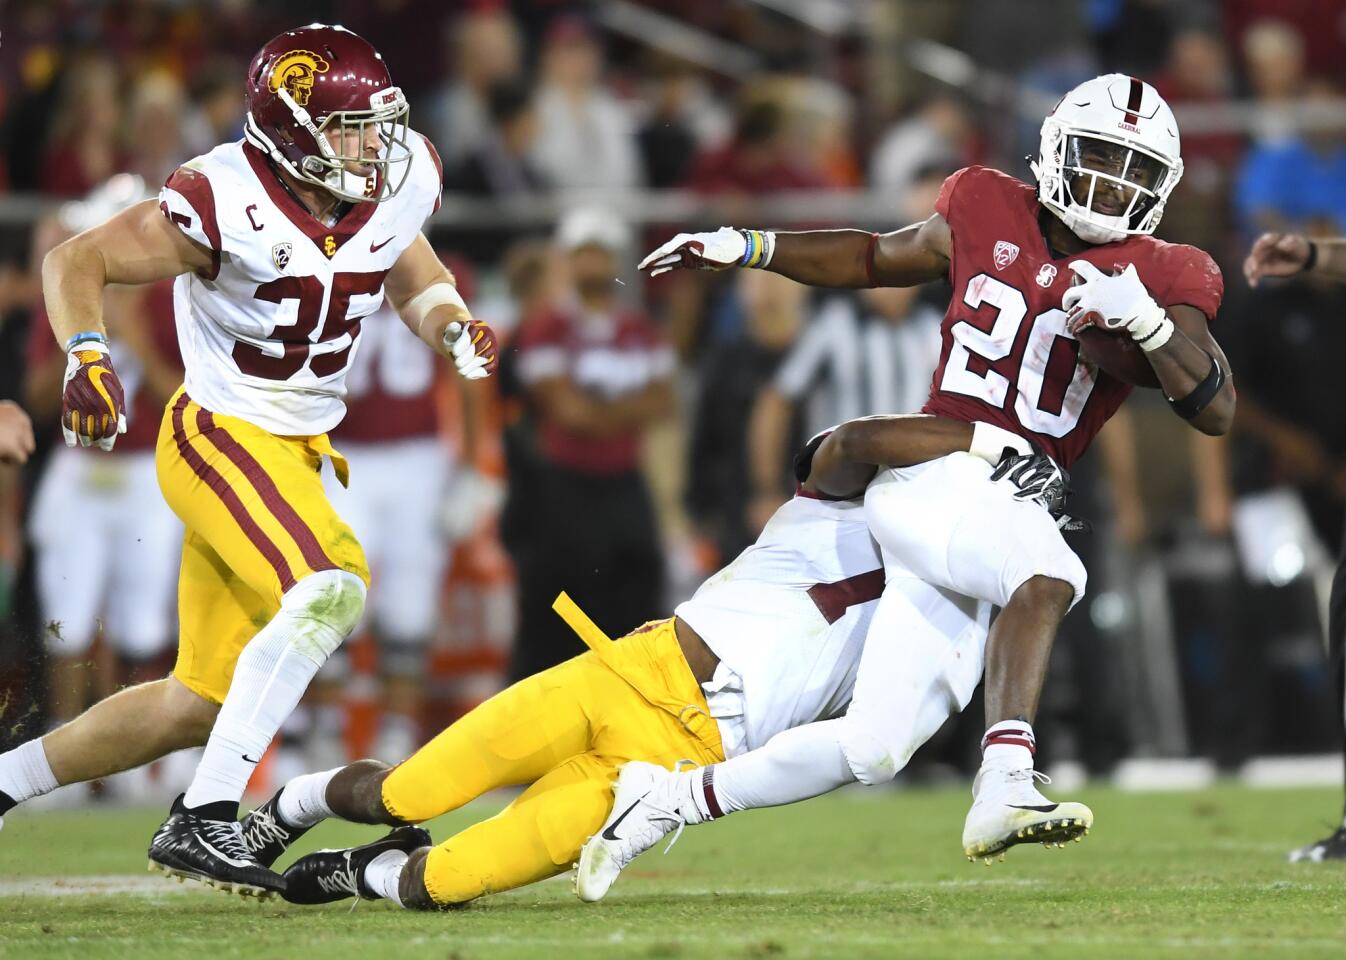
[333,301,443,443]
[28,281,182,452]
[921,165,1223,468]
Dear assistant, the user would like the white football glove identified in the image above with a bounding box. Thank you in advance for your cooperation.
[638,227,748,277]
[441,319,497,381]
[1063,260,1172,352]
[439,467,505,543]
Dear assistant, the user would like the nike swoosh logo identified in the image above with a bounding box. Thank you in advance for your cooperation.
[197,836,252,868]
[1008,803,1060,813]
[601,796,647,841]
[87,366,117,411]
[241,754,261,764]
[370,236,394,253]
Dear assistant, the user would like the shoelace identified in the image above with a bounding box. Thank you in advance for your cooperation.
[1004,768,1052,787]
[316,855,361,897]
[200,819,252,863]
[242,806,290,854]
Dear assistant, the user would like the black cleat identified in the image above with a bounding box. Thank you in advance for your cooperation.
[281,825,431,905]
[148,794,286,898]
[240,788,312,868]
[1289,826,1346,862]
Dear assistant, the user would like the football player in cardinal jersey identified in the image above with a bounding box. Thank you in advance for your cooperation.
[0,25,496,896]
[232,414,1060,910]
[618,74,1233,869]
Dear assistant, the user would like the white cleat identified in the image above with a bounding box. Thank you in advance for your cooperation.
[962,765,1093,860]
[575,761,689,902]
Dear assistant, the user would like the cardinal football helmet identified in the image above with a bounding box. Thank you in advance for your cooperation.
[244,24,412,203]
[1030,74,1183,244]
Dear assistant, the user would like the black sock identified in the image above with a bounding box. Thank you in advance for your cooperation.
[185,799,240,822]
[0,788,15,816]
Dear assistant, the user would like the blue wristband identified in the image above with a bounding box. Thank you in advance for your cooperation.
[65,331,108,352]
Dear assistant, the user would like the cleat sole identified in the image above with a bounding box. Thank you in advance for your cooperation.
[147,858,278,901]
[963,814,1093,861]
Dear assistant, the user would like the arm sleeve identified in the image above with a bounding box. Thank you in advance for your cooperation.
[159,163,222,280]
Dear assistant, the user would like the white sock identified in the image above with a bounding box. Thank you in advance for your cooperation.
[184,616,343,810]
[690,719,856,817]
[276,767,340,828]
[363,849,408,906]
[981,720,1036,770]
[0,738,59,804]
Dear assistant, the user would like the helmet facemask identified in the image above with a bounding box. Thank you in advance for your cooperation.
[254,85,413,204]
[1033,119,1182,244]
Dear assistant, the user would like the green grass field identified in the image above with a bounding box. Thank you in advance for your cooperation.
[2,783,1344,959]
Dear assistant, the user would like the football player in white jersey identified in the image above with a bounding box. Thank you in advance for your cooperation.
[224,413,1060,909]
[0,25,497,897]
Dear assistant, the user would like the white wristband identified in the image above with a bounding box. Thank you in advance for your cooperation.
[404,281,468,336]
[969,421,1033,464]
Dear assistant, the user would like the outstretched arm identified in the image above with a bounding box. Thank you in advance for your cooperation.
[639,215,951,289]
[803,415,1031,499]
[1244,232,1346,286]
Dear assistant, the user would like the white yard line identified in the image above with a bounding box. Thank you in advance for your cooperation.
[0,874,215,898]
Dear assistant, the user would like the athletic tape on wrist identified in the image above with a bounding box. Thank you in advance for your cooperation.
[404,282,468,336]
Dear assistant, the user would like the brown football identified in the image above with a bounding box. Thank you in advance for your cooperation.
[1077,326,1160,388]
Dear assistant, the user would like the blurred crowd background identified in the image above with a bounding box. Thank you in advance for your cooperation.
[2,0,1346,800]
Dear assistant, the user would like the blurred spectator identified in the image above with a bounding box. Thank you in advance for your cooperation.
[125,73,187,188]
[505,208,673,679]
[0,403,34,466]
[687,270,805,565]
[182,59,246,157]
[425,7,523,167]
[785,77,862,189]
[1226,3,1346,88]
[530,16,643,192]
[322,291,479,764]
[40,54,127,197]
[686,95,823,194]
[445,79,547,197]
[1235,80,1346,234]
[1152,27,1242,255]
[636,61,701,189]
[1242,19,1308,143]
[869,93,973,199]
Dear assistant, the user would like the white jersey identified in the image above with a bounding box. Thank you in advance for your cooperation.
[675,494,884,756]
[157,133,443,435]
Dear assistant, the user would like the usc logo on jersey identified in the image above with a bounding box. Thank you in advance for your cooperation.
[269,50,330,107]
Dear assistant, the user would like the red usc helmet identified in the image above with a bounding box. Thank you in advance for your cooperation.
[244,24,412,203]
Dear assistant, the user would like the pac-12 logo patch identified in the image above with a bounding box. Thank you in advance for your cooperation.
[1036,263,1058,287]
[272,242,292,272]
[993,241,1020,270]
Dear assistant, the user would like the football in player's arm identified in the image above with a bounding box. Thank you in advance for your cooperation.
[43,203,493,453]
[641,210,1232,438]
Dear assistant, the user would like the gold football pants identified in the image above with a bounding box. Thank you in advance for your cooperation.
[381,598,724,905]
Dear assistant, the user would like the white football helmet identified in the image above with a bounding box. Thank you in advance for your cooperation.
[1030,74,1183,244]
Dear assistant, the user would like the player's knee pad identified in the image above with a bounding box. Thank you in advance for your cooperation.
[278,570,367,665]
[838,716,903,786]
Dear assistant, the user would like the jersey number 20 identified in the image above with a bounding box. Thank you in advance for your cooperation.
[939,273,1097,438]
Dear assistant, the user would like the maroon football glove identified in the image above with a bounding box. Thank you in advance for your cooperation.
[61,338,127,450]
